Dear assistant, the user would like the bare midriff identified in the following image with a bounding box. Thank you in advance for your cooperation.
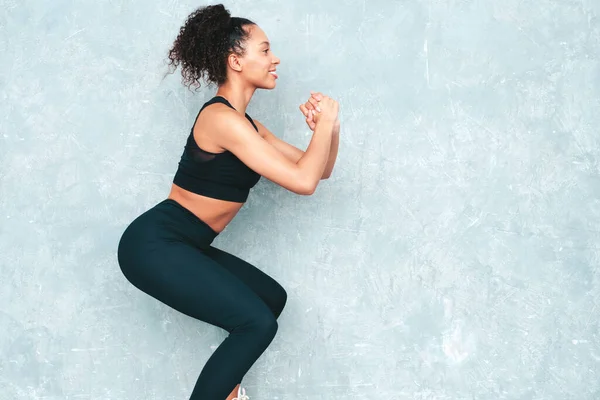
[167,183,244,234]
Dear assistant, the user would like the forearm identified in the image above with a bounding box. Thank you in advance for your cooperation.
[296,119,335,190]
[322,127,339,179]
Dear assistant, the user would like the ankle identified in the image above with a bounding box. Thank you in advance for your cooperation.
[227,384,241,400]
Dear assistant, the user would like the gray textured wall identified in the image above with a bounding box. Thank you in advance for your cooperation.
[2,0,600,399]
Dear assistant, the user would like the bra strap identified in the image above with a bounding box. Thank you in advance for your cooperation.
[192,96,259,132]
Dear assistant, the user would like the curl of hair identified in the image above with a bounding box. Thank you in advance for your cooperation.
[163,4,255,91]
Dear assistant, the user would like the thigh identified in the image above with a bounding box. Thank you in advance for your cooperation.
[203,246,287,318]
[121,241,274,332]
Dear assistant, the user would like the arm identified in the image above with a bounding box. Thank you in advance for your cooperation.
[322,125,339,179]
[253,119,339,179]
[213,109,334,195]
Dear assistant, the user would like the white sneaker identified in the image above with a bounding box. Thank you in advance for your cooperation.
[233,386,250,400]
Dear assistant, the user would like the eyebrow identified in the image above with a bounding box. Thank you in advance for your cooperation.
[260,41,270,46]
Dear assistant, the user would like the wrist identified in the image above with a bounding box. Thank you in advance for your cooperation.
[316,119,334,130]
[332,120,340,133]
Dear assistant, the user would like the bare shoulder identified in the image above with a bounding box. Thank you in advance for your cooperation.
[210,107,263,149]
[194,103,245,153]
[201,104,260,137]
[196,102,236,131]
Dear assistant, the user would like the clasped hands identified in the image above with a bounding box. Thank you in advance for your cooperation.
[299,91,340,132]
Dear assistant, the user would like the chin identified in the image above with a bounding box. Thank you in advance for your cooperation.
[259,81,277,90]
[267,74,278,88]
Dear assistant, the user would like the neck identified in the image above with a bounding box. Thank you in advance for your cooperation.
[215,80,257,116]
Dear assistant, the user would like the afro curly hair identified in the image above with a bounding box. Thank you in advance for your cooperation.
[164,4,256,91]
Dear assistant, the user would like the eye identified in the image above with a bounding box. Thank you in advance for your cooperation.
[264,49,269,54]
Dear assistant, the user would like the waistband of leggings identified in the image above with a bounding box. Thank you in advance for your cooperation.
[159,199,219,238]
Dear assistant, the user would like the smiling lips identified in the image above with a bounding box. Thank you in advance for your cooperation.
[269,70,278,79]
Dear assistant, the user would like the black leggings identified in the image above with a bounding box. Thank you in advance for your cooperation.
[117,199,287,400]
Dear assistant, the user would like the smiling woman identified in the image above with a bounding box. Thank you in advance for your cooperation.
[117,3,339,400]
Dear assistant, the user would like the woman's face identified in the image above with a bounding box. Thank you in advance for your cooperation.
[234,25,280,89]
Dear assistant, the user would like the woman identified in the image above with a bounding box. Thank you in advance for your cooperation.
[117,4,340,400]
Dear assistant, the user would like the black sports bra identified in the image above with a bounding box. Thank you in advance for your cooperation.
[172,96,261,203]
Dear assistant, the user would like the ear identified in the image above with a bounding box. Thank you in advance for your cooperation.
[227,53,243,72]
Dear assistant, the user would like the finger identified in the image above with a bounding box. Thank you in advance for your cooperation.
[308,97,321,112]
[305,101,315,111]
[299,104,309,117]
[307,112,315,128]
[307,111,316,128]
[311,92,323,101]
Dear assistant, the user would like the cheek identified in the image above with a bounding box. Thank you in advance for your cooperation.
[251,62,271,78]
[247,59,267,75]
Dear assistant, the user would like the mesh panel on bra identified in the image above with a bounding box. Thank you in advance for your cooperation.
[188,146,220,163]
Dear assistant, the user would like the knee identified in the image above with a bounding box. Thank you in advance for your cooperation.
[273,287,287,319]
[263,315,279,340]
[238,304,279,339]
[255,309,279,338]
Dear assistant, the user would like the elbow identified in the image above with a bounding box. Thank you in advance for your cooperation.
[297,178,318,196]
[301,172,331,194]
[304,185,317,196]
